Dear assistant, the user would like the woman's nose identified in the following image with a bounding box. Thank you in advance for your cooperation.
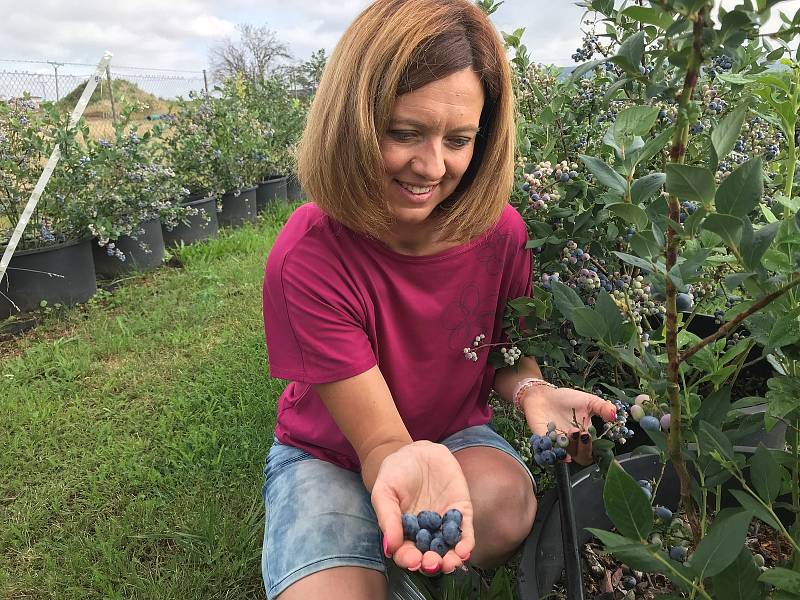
[410,141,446,182]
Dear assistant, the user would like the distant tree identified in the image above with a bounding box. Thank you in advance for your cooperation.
[209,24,292,84]
[302,49,328,93]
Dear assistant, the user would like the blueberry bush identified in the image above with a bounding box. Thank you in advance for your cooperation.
[484,0,800,596]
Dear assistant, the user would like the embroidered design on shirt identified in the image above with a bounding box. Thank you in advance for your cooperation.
[477,233,509,276]
[441,282,495,351]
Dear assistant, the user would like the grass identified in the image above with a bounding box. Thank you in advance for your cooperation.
[1,203,296,599]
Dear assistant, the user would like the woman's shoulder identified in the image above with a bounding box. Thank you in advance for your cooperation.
[487,203,528,245]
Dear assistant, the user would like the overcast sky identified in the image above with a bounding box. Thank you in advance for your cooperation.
[1,0,798,76]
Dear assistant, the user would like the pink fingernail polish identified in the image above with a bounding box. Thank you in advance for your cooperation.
[383,535,391,558]
[421,564,440,575]
[407,563,421,572]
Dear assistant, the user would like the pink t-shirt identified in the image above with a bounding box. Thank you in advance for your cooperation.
[262,202,532,471]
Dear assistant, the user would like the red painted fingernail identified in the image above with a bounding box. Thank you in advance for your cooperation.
[383,535,391,558]
[421,564,440,575]
[407,563,421,572]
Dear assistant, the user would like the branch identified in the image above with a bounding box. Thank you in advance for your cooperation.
[679,273,800,363]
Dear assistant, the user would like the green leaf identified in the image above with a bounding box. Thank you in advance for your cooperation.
[622,5,673,28]
[604,461,653,540]
[609,203,650,229]
[698,420,734,461]
[698,386,731,429]
[614,106,661,139]
[596,291,626,343]
[632,127,674,168]
[741,219,780,272]
[614,31,645,72]
[760,568,800,594]
[715,158,764,217]
[630,232,663,259]
[550,279,584,320]
[587,530,665,571]
[730,489,783,530]
[572,307,609,341]
[702,213,743,250]
[688,510,752,578]
[751,444,782,502]
[613,251,659,273]
[666,164,716,205]
[631,172,666,204]
[711,102,750,165]
[712,547,765,600]
[580,155,628,194]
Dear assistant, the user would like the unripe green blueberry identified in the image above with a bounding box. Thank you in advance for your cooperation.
[630,404,645,421]
[635,394,650,406]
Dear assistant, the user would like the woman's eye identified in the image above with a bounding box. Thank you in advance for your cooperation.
[449,137,472,148]
[389,130,416,141]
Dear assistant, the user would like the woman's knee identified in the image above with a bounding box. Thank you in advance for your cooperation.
[276,566,388,600]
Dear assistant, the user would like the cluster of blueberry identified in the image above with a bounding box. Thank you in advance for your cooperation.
[702,85,727,115]
[560,240,592,265]
[678,200,698,224]
[629,394,671,432]
[500,346,523,366]
[529,421,572,466]
[707,54,734,79]
[571,34,600,62]
[401,509,462,556]
[600,398,636,444]
[102,241,128,261]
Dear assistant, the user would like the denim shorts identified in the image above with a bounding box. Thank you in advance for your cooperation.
[260,423,534,600]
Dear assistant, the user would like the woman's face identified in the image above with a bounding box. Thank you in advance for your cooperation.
[379,67,484,229]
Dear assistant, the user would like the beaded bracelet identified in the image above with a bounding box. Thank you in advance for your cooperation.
[512,377,557,410]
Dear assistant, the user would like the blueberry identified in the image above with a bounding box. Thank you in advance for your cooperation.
[415,528,432,553]
[655,506,673,522]
[560,173,570,182]
[640,415,661,431]
[554,447,567,461]
[669,546,687,561]
[541,450,557,465]
[638,480,653,492]
[402,513,420,540]
[442,520,461,546]
[622,575,637,590]
[430,537,449,557]
[443,508,462,527]
[538,436,552,451]
[417,511,442,531]
[660,413,671,430]
[676,292,694,312]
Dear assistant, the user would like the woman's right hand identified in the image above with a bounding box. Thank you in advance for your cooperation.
[371,440,474,575]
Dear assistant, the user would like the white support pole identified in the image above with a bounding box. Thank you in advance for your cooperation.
[0,51,113,285]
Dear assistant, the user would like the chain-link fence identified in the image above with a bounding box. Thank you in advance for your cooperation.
[0,59,209,139]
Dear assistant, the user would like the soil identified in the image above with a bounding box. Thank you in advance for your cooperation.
[547,517,788,599]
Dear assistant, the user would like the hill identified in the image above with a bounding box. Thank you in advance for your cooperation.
[56,78,173,119]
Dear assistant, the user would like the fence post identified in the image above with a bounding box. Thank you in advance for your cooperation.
[48,61,63,102]
[106,65,117,124]
[203,69,209,94]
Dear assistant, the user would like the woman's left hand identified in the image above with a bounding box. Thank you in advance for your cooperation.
[520,386,618,465]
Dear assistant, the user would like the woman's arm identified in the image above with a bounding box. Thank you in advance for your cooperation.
[314,365,413,491]
[492,355,547,407]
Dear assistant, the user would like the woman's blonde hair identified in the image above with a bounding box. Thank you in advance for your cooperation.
[297,0,515,242]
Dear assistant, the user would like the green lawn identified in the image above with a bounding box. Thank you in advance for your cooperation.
[1,204,296,599]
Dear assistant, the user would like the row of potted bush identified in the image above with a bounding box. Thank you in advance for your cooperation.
[0,73,308,321]
[0,176,303,320]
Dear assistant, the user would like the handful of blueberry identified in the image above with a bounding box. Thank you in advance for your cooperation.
[402,509,463,557]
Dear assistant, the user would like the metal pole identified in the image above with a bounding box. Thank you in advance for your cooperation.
[555,462,585,600]
[49,61,63,102]
[203,69,208,93]
[105,65,117,124]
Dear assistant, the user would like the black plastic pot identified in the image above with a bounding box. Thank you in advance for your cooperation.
[517,452,682,600]
[257,176,288,212]
[161,194,219,247]
[92,217,165,278]
[287,174,304,201]
[218,186,257,228]
[517,444,790,600]
[0,237,97,319]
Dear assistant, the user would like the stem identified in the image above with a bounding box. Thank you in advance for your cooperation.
[793,420,800,569]
[680,274,800,363]
[665,7,707,546]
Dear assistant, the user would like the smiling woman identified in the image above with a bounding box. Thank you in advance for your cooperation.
[260,2,617,600]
